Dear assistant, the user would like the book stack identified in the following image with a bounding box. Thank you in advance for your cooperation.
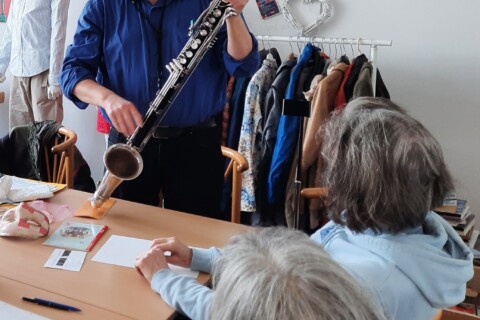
[435,194,477,246]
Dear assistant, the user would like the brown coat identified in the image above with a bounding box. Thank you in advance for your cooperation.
[300,62,348,228]
[302,63,348,171]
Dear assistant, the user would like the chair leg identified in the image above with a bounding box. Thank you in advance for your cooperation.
[52,137,60,182]
[57,152,66,184]
[44,147,52,182]
[231,171,241,224]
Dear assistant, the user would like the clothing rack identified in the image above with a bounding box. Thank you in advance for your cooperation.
[256,35,392,230]
[255,35,392,96]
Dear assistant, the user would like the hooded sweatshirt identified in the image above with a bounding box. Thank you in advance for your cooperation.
[151,212,472,320]
[311,211,473,320]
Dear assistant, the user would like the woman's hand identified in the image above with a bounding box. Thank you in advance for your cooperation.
[150,237,193,268]
[135,246,169,283]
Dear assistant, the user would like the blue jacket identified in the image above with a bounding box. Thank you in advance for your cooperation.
[151,212,473,320]
[60,0,259,128]
[267,43,317,204]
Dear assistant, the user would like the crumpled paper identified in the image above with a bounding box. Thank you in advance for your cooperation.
[0,175,53,203]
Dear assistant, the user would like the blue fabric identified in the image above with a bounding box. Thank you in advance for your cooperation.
[60,0,259,128]
[311,212,474,320]
[267,43,315,204]
[226,76,250,150]
[151,269,212,320]
[220,76,251,214]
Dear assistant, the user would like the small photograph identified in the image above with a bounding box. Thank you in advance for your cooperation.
[61,226,91,239]
[255,0,281,20]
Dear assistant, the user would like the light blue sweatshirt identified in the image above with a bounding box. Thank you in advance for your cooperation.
[151,212,473,320]
[150,247,219,320]
[312,212,473,320]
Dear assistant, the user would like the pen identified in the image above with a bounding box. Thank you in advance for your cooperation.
[22,297,81,312]
[86,225,109,251]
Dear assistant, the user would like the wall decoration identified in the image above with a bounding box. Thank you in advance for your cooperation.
[281,0,333,35]
[0,0,11,23]
[255,0,281,20]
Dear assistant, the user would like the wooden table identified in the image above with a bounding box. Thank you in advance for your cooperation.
[0,189,252,319]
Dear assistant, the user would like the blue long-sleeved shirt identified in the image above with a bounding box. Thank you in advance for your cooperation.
[60,0,259,128]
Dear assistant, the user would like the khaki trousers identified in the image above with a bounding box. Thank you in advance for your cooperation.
[9,69,63,130]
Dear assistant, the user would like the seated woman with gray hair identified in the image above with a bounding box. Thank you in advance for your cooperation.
[136,227,384,320]
[136,97,473,319]
[311,97,472,319]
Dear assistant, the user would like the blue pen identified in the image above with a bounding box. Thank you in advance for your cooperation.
[22,297,81,312]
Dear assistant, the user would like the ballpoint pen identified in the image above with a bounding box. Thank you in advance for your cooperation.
[22,297,81,312]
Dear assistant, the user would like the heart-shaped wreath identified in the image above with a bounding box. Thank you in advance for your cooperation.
[281,0,333,36]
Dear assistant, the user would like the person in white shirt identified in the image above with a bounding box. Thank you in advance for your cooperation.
[0,0,70,129]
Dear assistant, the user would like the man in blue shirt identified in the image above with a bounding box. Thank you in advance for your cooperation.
[60,0,259,220]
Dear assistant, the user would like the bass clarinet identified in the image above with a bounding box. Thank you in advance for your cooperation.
[90,0,236,208]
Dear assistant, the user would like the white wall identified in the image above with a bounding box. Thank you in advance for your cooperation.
[1,1,479,222]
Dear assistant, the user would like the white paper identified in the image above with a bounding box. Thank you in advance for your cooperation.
[11,177,59,192]
[44,249,86,272]
[92,235,199,278]
[0,300,50,320]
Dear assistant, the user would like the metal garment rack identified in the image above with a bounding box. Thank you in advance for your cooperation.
[256,35,392,229]
[256,35,392,96]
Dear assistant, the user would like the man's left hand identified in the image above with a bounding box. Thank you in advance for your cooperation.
[226,0,248,14]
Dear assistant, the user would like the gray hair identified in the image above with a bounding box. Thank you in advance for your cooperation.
[209,227,385,320]
[320,97,454,233]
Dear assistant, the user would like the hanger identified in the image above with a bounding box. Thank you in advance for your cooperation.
[296,36,302,55]
[318,38,325,53]
[341,38,347,57]
[266,35,274,61]
[350,40,355,58]
[260,37,266,51]
[356,38,363,56]
[339,38,350,63]
[287,36,296,60]
[334,39,338,59]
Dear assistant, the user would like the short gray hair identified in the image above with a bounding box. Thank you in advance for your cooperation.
[209,227,385,320]
[320,97,454,233]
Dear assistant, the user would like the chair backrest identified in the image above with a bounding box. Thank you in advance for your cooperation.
[43,127,77,188]
[221,146,248,224]
[300,187,328,199]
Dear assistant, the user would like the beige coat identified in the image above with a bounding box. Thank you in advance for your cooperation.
[301,62,348,228]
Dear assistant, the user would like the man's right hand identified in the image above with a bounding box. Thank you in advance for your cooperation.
[102,93,143,137]
[150,237,193,268]
[0,74,6,83]
[72,79,143,136]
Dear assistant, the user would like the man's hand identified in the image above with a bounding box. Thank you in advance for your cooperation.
[150,237,193,268]
[224,0,253,60]
[226,0,248,14]
[0,73,6,84]
[47,85,62,100]
[102,93,143,137]
[135,246,169,283]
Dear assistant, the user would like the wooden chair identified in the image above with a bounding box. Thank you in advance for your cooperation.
[43,127,77,188]
[300,187,328,199]
[221,146,249,224]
